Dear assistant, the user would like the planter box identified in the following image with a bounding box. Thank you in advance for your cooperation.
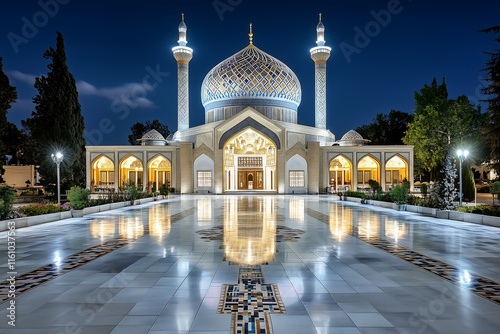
[449,211,464,221]
[483,215,500,228]
[83,206,99,215]
[139,197,155,204]
[420,207,437,217]
[71,209,84,218]
[61,211,73,219]
[110,202,126,210]
[98,204,111,212]
[27,212,62,226]
[344,196,364,204]
[405,205,419,213]
[463,212,483,225]
[436,210,450,219]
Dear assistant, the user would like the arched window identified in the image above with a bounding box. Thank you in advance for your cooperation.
[91,155,114,191]
[357,156,380,188]
[329,155,352,191]
[386,155,408,186]
[119,155,143,189]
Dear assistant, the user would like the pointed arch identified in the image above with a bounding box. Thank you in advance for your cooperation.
[119,154,144,188]
[286,154,308,193]
[385,154,409,186]
[222,127,277,191]
[194,154,214,193]
[357,154,381,188]
[148,154,171,192]
[91,154,115,191]
[328,154,353,191]
[218,118,281,149]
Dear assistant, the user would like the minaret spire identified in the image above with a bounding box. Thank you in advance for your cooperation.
[316,13,325,46]
[249,23,253,45]
[310,13,331,129]
[173,13,193,133]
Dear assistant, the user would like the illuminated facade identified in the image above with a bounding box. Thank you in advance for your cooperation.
[85,14,414,194]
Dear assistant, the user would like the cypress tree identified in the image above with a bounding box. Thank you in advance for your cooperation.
[438,151,457,210]
[23,32,86,196]
[461,161,476,203]
[0,57,18,182]
[481,26,500,177]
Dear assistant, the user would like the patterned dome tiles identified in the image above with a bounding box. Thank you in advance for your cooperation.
[201,44,301,108]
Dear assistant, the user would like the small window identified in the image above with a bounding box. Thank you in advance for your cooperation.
[289,170,305,188]
[197,171,212,187]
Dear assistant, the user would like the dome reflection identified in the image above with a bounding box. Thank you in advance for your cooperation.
[223,196,277,265]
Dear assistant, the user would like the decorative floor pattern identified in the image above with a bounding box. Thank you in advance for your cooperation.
[307,208,500,306]
[196,225,304,242]
[0,206,196,305]
[218,265,285,334]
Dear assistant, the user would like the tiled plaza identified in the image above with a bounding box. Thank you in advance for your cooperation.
[1,195,500,333]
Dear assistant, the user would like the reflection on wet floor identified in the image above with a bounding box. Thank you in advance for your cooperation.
[2,195,500,333]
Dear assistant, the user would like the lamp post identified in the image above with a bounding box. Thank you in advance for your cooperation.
[457,149,469,206]
[51,152,63,205]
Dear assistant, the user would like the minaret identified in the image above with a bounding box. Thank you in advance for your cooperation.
[310,13,331,129]
[172,13,193,132]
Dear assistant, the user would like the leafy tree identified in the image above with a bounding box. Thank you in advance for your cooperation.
[0,186,15,219]
[481,26,500,177]
[0,122,24,165]
[356,110,413,145]
[22,32,86,198]
[403,78,487,180]
[438,152,457,210]
[128,119,170,145]
[0,57,18,182]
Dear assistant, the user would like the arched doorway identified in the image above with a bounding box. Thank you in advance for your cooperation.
[329,155,352,191]
[148,155,171,193]
[119,155,143,189]
[223,128,277,191]
[386,155,409,188]
[357,155,380,190]
[91,155,115,192]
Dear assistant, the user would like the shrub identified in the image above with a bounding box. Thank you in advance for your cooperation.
[159,183,170,196]
[20,202,61,216]
[368,179,382,196]
[67,186,90,210]
[343,191,366,199]
[391,184,409,204]
[0,186,15,220]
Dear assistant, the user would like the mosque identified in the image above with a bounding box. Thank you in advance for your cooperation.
[85,14,414,194]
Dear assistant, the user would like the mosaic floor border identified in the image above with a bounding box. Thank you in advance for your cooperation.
[308,208,500,306]
[218,265,285,334]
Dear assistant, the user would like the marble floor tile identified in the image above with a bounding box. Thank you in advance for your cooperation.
[1,195,500,333]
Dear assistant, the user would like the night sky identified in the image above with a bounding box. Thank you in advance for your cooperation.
[1,0,499,145]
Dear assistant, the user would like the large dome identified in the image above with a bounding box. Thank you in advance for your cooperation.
[201,44,301,123]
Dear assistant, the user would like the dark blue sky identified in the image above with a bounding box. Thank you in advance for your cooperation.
[1,0,499,145]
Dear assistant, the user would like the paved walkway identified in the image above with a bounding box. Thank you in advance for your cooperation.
[1,195,500,333]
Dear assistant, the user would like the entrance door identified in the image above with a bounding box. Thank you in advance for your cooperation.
[237,170,264,190]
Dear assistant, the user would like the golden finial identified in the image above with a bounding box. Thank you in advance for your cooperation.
[249,23,253,45]
[181,13,184,21]
[319,13,322,22]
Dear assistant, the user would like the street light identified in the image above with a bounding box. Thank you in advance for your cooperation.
[51,152,63,205]
[457,149,469,206]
